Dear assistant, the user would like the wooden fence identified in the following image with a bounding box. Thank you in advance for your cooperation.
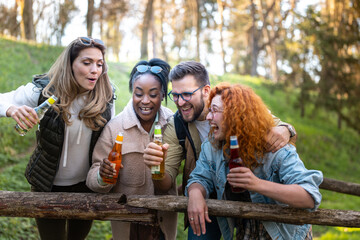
[0,177,359,227]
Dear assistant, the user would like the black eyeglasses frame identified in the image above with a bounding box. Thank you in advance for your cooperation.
[168,85,205,103]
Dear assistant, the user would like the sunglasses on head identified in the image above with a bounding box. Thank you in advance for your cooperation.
[136,65,163,74]
[78,37,105,46]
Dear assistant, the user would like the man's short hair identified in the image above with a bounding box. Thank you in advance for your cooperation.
[169,61,210,86]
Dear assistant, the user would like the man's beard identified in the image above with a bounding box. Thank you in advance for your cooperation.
[179,98,205,123]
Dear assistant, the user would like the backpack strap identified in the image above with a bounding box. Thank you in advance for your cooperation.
[174,111,197,161]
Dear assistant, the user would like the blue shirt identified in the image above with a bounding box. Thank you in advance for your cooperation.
[185,141,323,240]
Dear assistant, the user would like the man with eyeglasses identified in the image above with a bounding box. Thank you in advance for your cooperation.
[143,61,296,239]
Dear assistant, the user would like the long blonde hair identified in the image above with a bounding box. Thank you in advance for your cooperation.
[42,38,113,130]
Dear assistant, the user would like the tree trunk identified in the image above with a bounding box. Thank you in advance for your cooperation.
[141,0,155,59]
[18,0,35,40]
[159,0,168,61]
[250,0,258,76]
[217,0,227,74]
[87,0,95,36]
[259,0,278,82]
[151,9,157,58]
[195,0,201,61]
[99,0,104,38]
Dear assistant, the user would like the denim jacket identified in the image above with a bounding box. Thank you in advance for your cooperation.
[185,140,323,240]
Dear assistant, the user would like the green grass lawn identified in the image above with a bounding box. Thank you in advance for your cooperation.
[0,37,359,239]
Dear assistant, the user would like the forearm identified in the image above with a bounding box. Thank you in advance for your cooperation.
[255,180,315,208]
[188,183,207,198]
[153,172,173,192]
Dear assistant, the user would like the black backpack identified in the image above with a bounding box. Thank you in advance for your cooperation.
[173,111,197,161]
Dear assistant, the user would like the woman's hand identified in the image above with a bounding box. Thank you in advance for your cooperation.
[143,142,168,167]
[227,167,315,208]
[187,183,211,236]
[227,167,261,192]
[7,105,39,130]
[99,158,121,179]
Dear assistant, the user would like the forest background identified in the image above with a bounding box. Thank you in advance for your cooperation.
[0,0,360,239]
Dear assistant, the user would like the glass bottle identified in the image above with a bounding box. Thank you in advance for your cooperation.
[151,124,165,180]
[229,135,245,193]
[102,132,123,184]
[15,95,58,136]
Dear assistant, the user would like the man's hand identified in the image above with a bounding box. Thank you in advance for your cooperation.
[265,126,290,153]
[143,142,168,167]
[187,184,211,236]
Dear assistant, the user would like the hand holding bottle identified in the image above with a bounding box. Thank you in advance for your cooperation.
[12,95,57,136]
[100,158,123,179]
[143,142,168,168]
[7,105,39,130]
[102,132,123,184]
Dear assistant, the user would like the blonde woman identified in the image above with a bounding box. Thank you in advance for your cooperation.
[0,37,115,240]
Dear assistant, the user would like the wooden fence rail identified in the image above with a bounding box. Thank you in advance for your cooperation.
[320,177,360,196]
[1,191,359,227]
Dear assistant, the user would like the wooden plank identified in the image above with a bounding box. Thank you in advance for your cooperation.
[320,177,360,196]
[0,191,155,222]
[126,195,360,227]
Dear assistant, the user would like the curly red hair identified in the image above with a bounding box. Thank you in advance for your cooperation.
[208,83,275,169]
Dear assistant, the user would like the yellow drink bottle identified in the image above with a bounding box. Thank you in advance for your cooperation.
[15,95,58,136]
[151,124,165,180]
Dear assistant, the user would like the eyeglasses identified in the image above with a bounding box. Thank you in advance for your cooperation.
[78,37,105,46]
[208,107,224,117]
[136,65,163,74]
[168,85,205,102]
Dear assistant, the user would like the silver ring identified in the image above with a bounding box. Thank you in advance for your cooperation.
[205,211,208,214]
[190,217,194,221]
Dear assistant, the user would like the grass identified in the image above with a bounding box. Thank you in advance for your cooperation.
[0,37,360,239]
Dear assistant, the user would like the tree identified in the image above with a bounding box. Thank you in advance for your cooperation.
[141,0,154,59]
[52,0,78,46]
[87,0,95,36]
[299,4,360,133]
[17,0,35,40]
[96,0,128,61]
[0,2,20,37]
[216,0,227,73]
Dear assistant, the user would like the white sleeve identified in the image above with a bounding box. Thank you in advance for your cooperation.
[0,83,42,117]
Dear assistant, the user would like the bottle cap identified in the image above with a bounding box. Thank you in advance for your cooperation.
[48,95,58,105]
[154,124,161,135]
[116,132,123,142]
[230,135,238,146]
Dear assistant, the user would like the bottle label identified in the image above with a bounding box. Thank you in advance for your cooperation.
[110,163,116,170]
[151,165,160,174]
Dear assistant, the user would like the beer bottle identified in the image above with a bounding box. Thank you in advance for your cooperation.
[229,135,245,193]
[15,95,58,136]
[102,132,123,184]
[151,124,165,180]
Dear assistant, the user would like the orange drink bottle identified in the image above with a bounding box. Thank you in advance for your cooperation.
[102,132,123,184]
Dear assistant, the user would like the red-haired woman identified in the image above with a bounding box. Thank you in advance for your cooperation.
[185,83,322,240]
